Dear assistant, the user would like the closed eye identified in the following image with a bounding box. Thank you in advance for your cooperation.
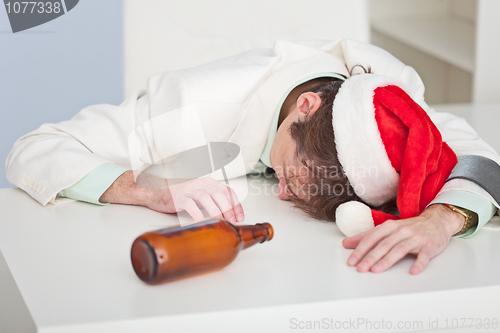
[283,172,300,200]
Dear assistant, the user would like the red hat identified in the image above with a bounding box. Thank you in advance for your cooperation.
[332,74,457,237]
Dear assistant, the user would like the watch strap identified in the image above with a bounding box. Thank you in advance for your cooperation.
[444,204,478,237]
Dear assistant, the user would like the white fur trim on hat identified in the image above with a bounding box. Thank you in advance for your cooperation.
[335,201,374,237]
[332,74,403,206]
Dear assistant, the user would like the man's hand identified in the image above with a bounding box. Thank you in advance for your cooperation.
[342,204,465,275]
[99,171,244,223]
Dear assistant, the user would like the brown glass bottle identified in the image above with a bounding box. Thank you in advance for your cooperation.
[131,218,273,284]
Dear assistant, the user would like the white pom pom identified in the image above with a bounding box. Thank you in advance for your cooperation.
[335,201,375,237]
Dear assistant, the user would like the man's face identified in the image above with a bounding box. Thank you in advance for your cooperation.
[270,112,308,201]
[270,91,322,201]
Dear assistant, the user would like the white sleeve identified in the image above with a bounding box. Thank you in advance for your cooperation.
[5,91,143,206]
[6,119,118,206]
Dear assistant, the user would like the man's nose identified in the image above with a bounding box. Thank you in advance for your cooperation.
[278,178,290,201]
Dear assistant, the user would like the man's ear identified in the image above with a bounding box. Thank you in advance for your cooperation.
[296,92,322,120]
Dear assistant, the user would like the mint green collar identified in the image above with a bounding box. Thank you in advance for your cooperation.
[259,72,346,168]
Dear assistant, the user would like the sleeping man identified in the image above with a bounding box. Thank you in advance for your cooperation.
[6,39,500,275]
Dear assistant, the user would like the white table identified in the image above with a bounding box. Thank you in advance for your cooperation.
[1,103,500,333]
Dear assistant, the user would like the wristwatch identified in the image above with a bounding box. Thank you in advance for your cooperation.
[444,204,479,237]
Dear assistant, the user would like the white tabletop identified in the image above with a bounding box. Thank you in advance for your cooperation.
[1,103,500,333]
[1,175,500,333]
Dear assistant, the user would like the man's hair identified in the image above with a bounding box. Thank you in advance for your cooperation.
[288,77,360,222]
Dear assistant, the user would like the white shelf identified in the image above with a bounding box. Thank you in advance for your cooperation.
[372,16,475,73]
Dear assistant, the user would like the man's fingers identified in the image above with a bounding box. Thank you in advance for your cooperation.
[233,203,245,222]
[410,250,431,275]
[211,191,237,223]
[163,178,244,224]
[346,221,399,267]
[209,184,244,223]
[194,192,223,220]
[342,229,372,249]
[356,225,418,272]
[342,205,456,275]
[177,198,206,222]
[369,238,418,273]
[227,187,244,222]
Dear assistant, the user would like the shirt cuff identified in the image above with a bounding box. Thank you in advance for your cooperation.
[428,190,497,238]
[57,163,128,205]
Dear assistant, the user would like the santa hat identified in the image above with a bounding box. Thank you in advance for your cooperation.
[332,74,457,237]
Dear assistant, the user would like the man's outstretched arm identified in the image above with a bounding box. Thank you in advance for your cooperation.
[342,203,465,275]
[99,171,245,223]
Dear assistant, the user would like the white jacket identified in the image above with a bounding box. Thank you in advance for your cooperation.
[6,39,500,208]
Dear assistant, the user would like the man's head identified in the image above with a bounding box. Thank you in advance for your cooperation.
[270,77,361,221]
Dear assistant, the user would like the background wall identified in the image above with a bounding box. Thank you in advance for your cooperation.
[370,0,500,104]
[0,0,123,188]
[124,0,370,98]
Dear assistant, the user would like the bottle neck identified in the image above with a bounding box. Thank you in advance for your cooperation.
[235,223,274,250]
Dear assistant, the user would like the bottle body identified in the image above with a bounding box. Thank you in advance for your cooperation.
[131,218,273,284]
